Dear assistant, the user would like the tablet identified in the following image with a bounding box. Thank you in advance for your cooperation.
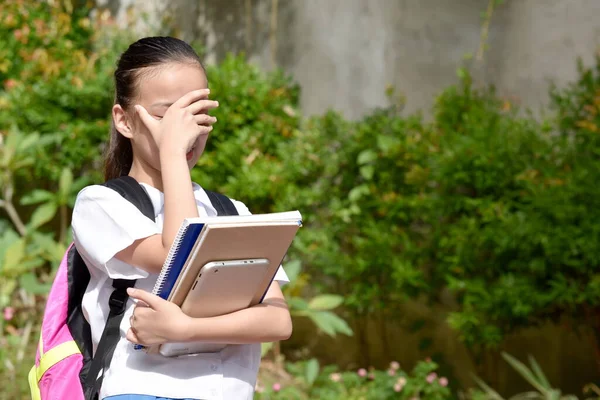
[159,258,271,357]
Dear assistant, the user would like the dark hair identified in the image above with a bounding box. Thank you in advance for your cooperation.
[104,36,204,181]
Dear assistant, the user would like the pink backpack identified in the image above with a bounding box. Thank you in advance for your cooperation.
[28,176,156,400]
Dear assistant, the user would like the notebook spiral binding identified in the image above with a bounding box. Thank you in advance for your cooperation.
[151,221,190,296]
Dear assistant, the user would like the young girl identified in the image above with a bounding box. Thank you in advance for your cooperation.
[71,36,292,400]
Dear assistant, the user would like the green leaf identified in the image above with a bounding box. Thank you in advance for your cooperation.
[29,202,57,229]
[502,352,548,393]
[348,184,370,202]
[304,310,352,337]
[284,259,302,282]
[306,311,337,336]
[308,294,344,310]
[325,311,353,336]
[58,167,73,205]
[0,229,20,262]
[2,238,26,274]
[19,258,46,273]
[17,132,40,152]
[305,358,319,386]
[528,355,551,388]
[288,297,309,312]
[19,273,52,295]
[357,149,377,165]
[359,165,375,180]
[0,278,17,308]
[21,189,54,206]
[376,135,401,153]
[471,374,505,400]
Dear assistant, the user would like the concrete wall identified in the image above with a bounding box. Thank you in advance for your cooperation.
[98,0,600,118]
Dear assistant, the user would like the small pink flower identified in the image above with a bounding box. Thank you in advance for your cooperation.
[397,377,407,386]
[357,368,367,377]
[387,368,396,376]
[426,372,437,383]
[394,383,403,392]
[330,372,341,382]
[390,361,400,370]
[3,307,14,321]
[272,382,281,392]
[3,79,17,90]
[439,377,448,387]
[368,372,375,380]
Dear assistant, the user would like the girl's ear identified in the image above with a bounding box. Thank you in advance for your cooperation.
[113,104,133,139]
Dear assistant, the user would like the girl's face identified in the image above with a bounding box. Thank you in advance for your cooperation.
[122,62,209,172]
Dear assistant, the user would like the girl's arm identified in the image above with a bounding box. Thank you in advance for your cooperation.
[126,282,292,345]
[114,89,218,274]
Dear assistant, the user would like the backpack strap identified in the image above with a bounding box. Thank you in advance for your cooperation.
[83,176,155,400]
[205,190,239,216]
[103,175,155,220]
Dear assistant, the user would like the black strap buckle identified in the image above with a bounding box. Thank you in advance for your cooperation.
[108,289,128,314]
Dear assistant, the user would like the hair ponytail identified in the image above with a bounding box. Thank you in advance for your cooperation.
[104,119,133,181]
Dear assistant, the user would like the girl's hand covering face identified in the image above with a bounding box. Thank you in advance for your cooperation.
[135,89,219,156]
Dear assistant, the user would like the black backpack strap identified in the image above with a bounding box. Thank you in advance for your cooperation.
[103,175,155,220]
[84,279,136,400]
[83,176,155,400]
[205,190,239,216]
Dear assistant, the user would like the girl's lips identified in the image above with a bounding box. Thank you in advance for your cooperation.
[186,149,194,160]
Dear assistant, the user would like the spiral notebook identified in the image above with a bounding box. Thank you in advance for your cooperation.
[142,210,302,355]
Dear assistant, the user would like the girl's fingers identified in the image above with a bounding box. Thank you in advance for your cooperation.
[186,99,219,115]
[194,114,217,126]
[127,288,163,310]
[134,105,158,132]
[126,328,140,344]
[173,89,211,108]
[197,125,213,135]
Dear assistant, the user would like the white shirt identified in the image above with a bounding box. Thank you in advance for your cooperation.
[71,182,289,400]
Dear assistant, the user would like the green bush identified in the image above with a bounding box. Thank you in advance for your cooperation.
[425,72,560,347]
[429,65,600,350]
[272,109,433,313]
[0,0,125,186]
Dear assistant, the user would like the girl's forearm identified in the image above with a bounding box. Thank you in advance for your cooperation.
[160,152,199,249]
[182,300,292,344]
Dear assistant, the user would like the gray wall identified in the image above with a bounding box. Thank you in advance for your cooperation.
[99,0,600,118]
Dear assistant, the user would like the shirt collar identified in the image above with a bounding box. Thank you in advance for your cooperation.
[139,182,217,217]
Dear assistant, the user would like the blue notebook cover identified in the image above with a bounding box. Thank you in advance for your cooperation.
[154,222,206,300]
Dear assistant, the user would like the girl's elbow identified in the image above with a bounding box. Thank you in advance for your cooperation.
[276,312,293,341]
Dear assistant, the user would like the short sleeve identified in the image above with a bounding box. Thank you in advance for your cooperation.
[72,185,161,280]
[231,199,290,285]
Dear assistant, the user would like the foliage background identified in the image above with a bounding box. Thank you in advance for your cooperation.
[1,1,600,399]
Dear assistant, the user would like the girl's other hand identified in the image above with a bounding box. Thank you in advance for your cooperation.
[126,288,192,346]
[134,89,219,156]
